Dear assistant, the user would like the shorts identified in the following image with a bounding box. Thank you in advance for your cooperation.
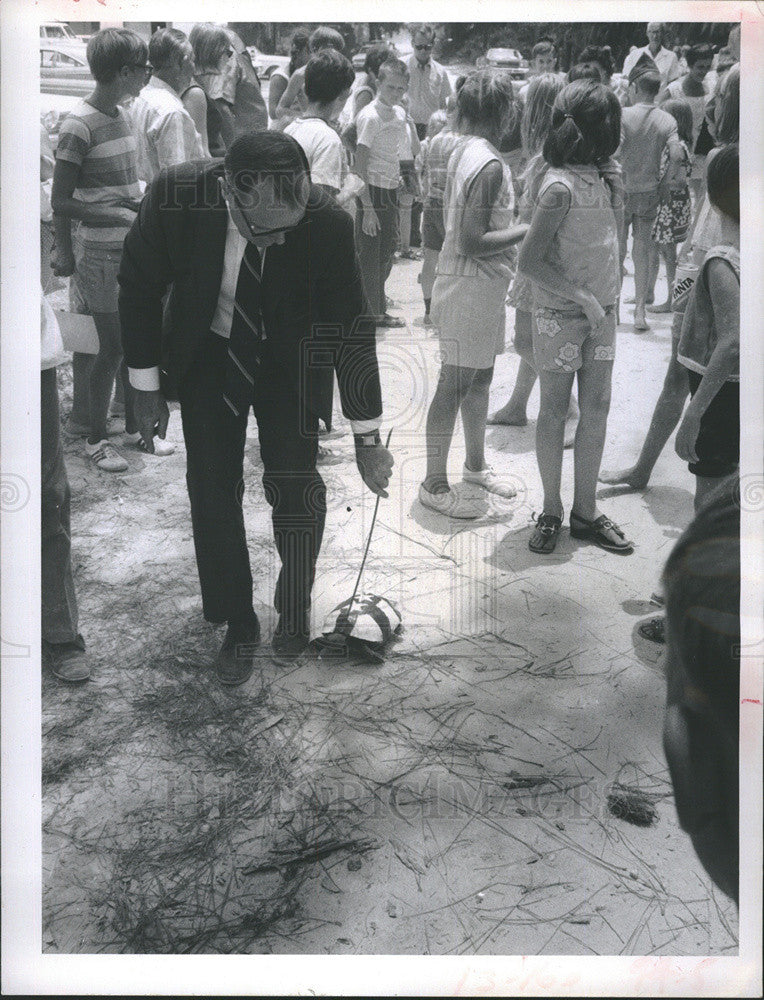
[432,274,507,370]
[421,201,445,252]
[686,370,739,478]
[72,238,123,314]
[624,188,660,226]
[533,305,616,374]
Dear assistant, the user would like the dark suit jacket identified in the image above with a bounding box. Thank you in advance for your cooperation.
[118,160,382,429]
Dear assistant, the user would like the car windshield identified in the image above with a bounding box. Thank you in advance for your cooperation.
[43,24,76,39]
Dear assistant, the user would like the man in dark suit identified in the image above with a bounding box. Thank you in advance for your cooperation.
[118,131,392,684]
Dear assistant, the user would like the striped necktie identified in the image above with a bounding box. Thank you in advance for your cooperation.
[223,241,262,416]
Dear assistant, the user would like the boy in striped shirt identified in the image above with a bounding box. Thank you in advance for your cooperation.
[52,28,174,470]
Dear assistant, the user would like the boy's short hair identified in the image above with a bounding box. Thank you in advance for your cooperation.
[308,26,345,54]
[579,44,614,78]
[634,70,661,96]
[304,49,355,104]
[686,43,714,66]
[377,57,408,83]
[86,27,147,84]
[662,480,740,903]
[148,27,189,73]
[224,132,310,208]
[706,143,739,222]
[532,40,556,60]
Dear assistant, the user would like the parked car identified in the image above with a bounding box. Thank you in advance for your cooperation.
[40,21,87,58]
[40,47,93,97]
[245,46,290,80]
[480,47,529,81]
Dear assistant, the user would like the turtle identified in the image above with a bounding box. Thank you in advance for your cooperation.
[312,593,402,664]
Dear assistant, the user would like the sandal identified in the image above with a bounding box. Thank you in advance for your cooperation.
[570,512,633,553]
[638,615,665,644]
[528,512,562,554]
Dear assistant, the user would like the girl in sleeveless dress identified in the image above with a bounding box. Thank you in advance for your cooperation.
[519,80,632,554]
[419,70,529,518]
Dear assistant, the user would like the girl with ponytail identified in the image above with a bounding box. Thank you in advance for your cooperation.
[519,80,632,554]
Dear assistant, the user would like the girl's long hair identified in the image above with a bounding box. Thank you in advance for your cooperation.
[456,68,518,144]
[521,72,565,159]
[543,80,621,168]
[716,63,739,145]
[661,98,694,147]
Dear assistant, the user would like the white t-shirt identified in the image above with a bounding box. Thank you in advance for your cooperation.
[284,117,345,191]
[355,100,406,190]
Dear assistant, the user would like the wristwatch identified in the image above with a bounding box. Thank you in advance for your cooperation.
[354,431,381,448]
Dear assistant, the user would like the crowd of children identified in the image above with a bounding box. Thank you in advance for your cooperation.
[42,22,744,906]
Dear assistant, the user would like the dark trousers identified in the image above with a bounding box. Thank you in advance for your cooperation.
[179,333,325,626]
[41,368,81,645]
[355,184,399,316]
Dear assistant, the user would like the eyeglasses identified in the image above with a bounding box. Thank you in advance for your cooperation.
[414,44,433,51]
[227,185,303,239]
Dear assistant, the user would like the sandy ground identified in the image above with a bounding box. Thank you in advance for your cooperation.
[41,256,738,955]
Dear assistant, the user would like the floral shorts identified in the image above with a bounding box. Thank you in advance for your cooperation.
[532,305,616,374]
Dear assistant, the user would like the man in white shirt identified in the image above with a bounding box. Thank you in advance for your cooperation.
[622,23,681,90]
[406,25,452,141]
[128,27,204,185]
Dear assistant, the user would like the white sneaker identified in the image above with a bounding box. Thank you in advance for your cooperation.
[418,483,485,519]
[123,432,176,457]
[463,464,517,499]
[85,439,128,472]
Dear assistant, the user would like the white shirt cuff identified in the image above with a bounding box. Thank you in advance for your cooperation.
[350,417,382,435]
[129,367,161,392]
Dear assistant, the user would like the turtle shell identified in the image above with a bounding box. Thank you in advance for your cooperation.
[321,593,402,645]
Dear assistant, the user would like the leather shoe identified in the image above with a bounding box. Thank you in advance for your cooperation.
[215,613,260,686]
[272,612,310,663]
[43,638,91,682]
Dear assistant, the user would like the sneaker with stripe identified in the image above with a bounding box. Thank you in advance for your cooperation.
[85,439,128,472]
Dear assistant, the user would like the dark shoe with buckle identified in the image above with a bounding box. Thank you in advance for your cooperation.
[570,511,634,553]
[528,512,563,554]
[215,612,260,686]
[43,637,91,682]
[272,612,310,663]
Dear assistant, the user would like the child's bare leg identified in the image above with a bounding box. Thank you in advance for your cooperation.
[632,217,653,330]
[490,310,535,425]
[646,240,659,304]
[600,313,688,488]
[420,248,439,320]
[461,365,493,472]
[536,370,574,519]
[423,363,474,493]
[648,243,676,312]
[571,360,614,521]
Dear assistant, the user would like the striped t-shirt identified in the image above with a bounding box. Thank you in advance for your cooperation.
[55,100,143,249]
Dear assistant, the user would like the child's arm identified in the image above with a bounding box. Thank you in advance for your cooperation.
[275,70,304,120]
[459,161,528,258]
[352,143,380,236]
[675,259,740,463]
[518,180,606,330]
